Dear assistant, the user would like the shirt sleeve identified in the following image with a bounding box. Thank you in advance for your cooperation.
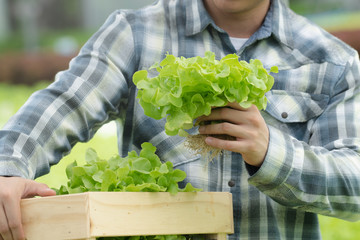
[248,53,360,222]
[0,10,137,179]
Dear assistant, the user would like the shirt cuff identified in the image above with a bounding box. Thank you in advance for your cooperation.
[0,156,29,178]
[247,125,294,191]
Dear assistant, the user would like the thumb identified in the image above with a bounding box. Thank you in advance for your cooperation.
[22,180,56,198]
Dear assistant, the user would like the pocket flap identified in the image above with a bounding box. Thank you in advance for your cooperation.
[265,90,329,123]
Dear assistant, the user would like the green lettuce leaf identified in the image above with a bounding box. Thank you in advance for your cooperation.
[54,142,202,195]
[133,51,277,136]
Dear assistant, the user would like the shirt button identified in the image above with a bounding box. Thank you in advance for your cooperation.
[281,112,288,119]
[228,180,235,187]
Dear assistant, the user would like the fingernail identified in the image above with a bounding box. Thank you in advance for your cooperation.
[205,137,213,144]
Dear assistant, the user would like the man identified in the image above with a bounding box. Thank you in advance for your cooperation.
[1,0,360,239]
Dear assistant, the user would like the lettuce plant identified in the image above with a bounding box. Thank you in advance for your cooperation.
[54,143,202,240]
[55,142,201,195]
[133,51,278,137]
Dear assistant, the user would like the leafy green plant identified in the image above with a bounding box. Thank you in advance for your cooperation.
[55,142,201,195]
[97,235,196,240]
[55,142,202,240]
[133,51,278,137]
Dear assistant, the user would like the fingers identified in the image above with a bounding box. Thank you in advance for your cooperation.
[226,101,251,111]
[37,185,57,197]
[198,104,261,138]
[204,135,247,153]
[198,121,250,140]
[0,177,56,240]
[2,198,24,240]
[0,206,13,240]
[204,135,266,167]
[197,104,269,166]
[22,180,56,199]
[199,122,261,151]
[0,177,24,240]
[197,104,257,125]
[0,192,20,240]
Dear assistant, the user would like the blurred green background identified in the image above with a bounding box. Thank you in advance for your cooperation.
[0,0,360,239]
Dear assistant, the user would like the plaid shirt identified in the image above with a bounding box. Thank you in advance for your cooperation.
[1,0,360,239]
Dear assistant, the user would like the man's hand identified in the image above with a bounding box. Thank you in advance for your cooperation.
[198,102,269,167]
[0,176,56,240]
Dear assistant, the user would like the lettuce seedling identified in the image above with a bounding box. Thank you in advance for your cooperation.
[54,142,201,195]
[133,51,278,137]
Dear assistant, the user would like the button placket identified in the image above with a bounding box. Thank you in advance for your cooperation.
[228,180,235,187]
[222,151,233,190]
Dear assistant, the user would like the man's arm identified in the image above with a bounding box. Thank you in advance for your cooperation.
[0,10,136,179]
[0,10,137,240]
[198,54,360,221]
[248,54,360,221]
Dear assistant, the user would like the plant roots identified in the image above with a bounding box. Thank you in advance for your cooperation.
[184,134,235,161]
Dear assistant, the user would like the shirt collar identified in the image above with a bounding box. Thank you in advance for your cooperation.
[269,0,295,49]
[185,0,294,49]
[185,0,223,36]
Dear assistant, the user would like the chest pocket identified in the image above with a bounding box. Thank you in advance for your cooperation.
[265,90,330,123]
[263,90,330,142]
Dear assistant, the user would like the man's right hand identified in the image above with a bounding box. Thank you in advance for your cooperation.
[0,176,56,240]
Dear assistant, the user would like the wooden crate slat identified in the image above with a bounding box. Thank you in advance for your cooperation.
[88,192,233,237]
[21,192,234,240]
[21,193,90,240]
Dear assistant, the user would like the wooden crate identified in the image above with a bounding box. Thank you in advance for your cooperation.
[21,192,234,240]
